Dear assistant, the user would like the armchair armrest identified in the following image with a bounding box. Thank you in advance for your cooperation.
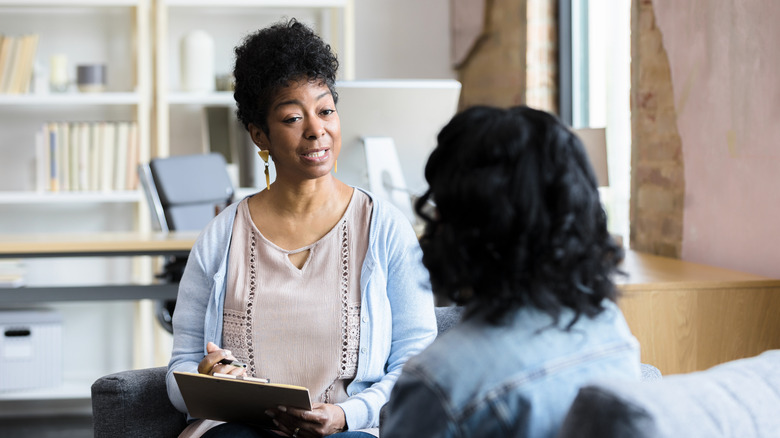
[91,366,187,438]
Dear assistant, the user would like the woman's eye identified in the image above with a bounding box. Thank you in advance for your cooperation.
[283,116,301,124]
[321,109,335,116]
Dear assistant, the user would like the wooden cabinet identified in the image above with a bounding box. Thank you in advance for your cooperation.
[618,250,780,376]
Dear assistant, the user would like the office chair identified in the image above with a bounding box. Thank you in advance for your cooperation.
[138,153,235,333]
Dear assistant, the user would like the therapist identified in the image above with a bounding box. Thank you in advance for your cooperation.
[166,18,436,438]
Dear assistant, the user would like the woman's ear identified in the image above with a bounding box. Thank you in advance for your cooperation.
[248,123,268,148]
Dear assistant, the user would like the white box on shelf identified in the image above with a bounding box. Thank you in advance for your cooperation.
[0,310,62,392]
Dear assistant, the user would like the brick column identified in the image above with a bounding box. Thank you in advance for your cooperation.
[630,0,685,257]
[525,0,558,113]
[454,0,557,113]
[456,0,529,109]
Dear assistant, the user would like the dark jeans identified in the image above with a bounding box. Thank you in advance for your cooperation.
[201,422,373,438]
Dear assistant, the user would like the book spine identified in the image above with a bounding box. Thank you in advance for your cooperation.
[69,122,80,191]
[100,122,115,192]
[48,123,58,192]
[114,122,129,191]
[78,122,90,191]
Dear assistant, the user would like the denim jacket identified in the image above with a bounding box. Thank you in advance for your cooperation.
[380,300,640,438]
[166,188,437,430]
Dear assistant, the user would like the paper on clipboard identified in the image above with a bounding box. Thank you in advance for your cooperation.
[174,371,312,427]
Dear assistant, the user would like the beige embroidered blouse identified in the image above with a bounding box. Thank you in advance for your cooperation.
[178,189,375,438]
[223,189,370,402]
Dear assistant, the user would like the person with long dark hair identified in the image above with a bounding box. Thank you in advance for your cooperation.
[381,105,640,437]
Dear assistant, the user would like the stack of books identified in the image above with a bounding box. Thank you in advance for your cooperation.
[0,260,25,289]
[0,34,39,94]
[36,121,141,192]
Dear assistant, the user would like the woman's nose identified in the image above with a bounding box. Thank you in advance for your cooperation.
[304,117,325,139]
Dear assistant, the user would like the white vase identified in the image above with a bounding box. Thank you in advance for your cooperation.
[180,30,215,92]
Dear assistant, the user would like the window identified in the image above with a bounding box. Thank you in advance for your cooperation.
[560,0,631,244]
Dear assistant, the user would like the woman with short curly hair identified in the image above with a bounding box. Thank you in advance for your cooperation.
[167,19,436,438]
[381,105,641,438]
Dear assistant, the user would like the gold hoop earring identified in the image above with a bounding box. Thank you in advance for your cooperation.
[258,150,270,190]
[334,159,338,174]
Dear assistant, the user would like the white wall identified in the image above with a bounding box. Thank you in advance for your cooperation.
[354,0,455,79]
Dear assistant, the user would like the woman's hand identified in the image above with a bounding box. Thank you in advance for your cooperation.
[197,341,246,377]
[267,403,347,437]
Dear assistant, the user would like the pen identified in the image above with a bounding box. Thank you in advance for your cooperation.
[218,358,247,368]
[213,372,270,383]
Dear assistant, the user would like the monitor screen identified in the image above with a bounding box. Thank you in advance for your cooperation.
[334,79,462,201]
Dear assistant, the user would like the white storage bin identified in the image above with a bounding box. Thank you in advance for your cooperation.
[0,310,62,392]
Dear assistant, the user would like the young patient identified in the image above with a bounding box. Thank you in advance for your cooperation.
[381,105,641,438]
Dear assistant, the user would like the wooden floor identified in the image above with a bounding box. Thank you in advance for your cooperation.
[617,250,780,375]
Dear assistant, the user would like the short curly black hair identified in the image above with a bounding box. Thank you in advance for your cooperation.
[233,18,339,134]
[415,105,624,326]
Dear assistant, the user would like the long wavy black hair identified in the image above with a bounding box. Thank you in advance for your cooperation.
[233,18,339,134]
[415,105,624,326]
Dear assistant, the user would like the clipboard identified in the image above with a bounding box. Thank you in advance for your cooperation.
[174,371,312,427]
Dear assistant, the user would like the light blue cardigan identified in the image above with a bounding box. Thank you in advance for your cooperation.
[166,188,437,430]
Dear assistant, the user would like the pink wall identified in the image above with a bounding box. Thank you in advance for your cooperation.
[653,0,780,277]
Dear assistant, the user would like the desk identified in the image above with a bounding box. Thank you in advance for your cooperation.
[617,250,780,375]
[0,231,198,303]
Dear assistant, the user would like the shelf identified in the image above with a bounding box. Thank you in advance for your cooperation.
[0,283,179,303]
[0,0,138,6]
[0,191,142,204]
[167,91,234,106]
[0,378,92,401]
[0,92,141,106]
[164,0,346,7]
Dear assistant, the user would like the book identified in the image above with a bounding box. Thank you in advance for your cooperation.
[0,260,26,288]
[173,371,311,428]
[16,34,39,94]
[100,122,116,192]
[125,122,139,190]
[69,122,80,190]
[1,36,18,93]
[35,126,47,192]
[57,122,70,191]
[47,122,58,192]
[77,122,90,190]
[89,122,101,192]
[114,122,129,191]
[0,36,12,91]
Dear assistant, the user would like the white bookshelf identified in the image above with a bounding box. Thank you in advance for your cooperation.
[0,0,151,197]
[0,0,152,409]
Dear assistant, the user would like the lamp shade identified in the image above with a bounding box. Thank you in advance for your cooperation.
[573,127,609,187]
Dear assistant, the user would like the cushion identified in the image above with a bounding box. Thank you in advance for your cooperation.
[558,350,780,438]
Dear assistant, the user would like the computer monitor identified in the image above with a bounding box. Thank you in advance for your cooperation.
[334,79,462,222]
